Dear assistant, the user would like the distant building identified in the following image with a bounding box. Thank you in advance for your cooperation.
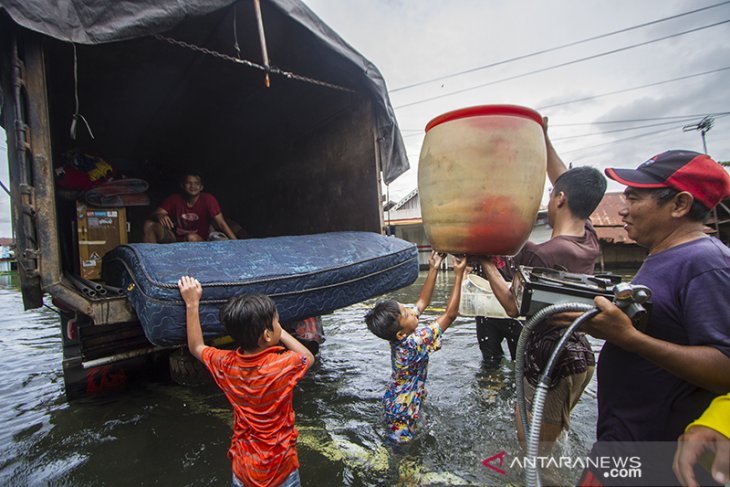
[0,237,14,260]
[384,189,430,267]
[384,189,549,268]
[712,198,730,244]
[0,237,14,272]
[590,192,646,270]
[385,189,728,272]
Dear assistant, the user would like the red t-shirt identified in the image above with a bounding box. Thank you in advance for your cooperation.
[159,192,221,241]
[202,346,310,487]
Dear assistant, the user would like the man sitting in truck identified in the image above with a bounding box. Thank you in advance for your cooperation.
[143,173,238,243]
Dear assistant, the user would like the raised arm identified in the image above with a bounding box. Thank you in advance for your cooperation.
[479,257,520,317]
[544,116,568,185]
[436,255,468,333]
[178,276,207,361]
[213,213,237,240]
[414,251,446,313]
[279,329,315,370]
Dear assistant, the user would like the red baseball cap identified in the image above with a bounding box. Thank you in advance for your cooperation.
[605,150,730,209]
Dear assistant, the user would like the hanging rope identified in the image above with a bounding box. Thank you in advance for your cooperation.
[232,4,242,59]
[69,43,95,140]
[153,34,355,93]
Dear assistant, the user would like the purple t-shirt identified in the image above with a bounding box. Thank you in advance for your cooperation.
[596,237,730,441]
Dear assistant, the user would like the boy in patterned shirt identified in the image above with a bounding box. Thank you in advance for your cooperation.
[365,252,468,443]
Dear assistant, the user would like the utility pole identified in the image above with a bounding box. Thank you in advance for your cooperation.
[682,116,714,154]
[682,115,721,238]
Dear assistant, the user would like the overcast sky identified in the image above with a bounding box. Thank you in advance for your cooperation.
[1,0,729,236]
[303,0,730,204]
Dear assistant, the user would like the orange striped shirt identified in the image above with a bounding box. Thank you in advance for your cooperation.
[202,346,309,487]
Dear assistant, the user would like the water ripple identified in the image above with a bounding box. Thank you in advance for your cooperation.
[0,272,599,486]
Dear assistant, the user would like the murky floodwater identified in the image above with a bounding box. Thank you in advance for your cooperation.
[0,270,607,486]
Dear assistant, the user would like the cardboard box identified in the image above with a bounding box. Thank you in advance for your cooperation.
[76,202,127,279]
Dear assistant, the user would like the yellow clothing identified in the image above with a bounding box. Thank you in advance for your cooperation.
[686,394,730,438]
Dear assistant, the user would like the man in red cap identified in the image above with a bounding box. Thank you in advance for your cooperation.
[571,150,730,485]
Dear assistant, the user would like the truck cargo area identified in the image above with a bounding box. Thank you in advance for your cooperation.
[0,0,409,396]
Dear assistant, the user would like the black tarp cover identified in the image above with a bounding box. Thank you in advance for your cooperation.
[0,0,409,183]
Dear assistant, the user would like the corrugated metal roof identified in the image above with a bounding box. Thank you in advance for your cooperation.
[590,192,637,244]
[591,192,625,226]
[596,226,634,244]
[392,188,419,211]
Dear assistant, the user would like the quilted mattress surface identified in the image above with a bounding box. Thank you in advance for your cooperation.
[102,231,418,346]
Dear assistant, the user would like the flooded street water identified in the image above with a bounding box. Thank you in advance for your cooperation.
[0,270,605,486]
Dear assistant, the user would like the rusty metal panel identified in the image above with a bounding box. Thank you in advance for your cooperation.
[2,32,43,308]
[46,280,136,324]
[23,35,63,292]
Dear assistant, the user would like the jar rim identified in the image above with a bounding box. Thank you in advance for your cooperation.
[424,104,543,132]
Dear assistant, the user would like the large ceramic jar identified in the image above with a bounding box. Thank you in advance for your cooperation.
[418,105,546,256]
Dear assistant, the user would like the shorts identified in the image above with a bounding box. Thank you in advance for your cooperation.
[158,226,177,244]
[159,226,228,243]
[232,469,300,487]
[523,366,594,428]
[476,317,522,365]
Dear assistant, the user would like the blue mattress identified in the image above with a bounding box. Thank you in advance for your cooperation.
[102,232,418,346]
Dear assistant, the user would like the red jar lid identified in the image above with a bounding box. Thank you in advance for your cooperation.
[425,104,543,132]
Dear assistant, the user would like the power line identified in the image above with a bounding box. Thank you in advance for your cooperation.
[537,66,730,111]
[553,114,728,154]
[551,116,725,141]
[560,125,684,155]
[401,111,730,133]
[551,112,730,126]
[401,111,730,139]
[402,114,729,142]
[395,19,730,110]
[402,102,730,141]
[390,1,730,93]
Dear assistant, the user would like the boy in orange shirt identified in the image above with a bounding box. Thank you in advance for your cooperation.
[178,276,314,487]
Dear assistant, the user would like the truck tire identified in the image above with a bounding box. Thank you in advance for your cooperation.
[169,349,211,387]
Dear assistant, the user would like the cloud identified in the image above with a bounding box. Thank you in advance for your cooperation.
[305,0,730,202]
[1,2,727,219]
